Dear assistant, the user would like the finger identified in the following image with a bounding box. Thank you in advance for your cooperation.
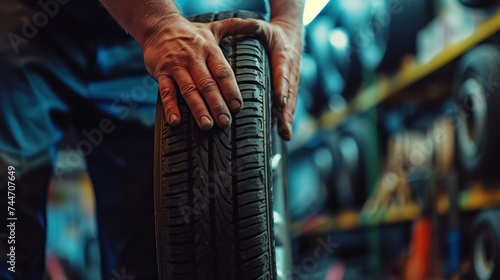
[158,76,182,126]
[211,18,263,40]
[206,50,243,113]
[271,53,290,109]
[171,68,214,131]
[189,60,232,128]
[276,91,297,141]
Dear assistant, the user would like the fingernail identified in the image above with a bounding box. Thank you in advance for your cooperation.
[200,116,213,130]
[281,96,287,108]
[218,114,231,127]
[284,123,293,139]
[169,114,179,125]
[230,99,242,112]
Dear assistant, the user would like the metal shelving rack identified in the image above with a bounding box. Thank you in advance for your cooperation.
[292,9,500,238]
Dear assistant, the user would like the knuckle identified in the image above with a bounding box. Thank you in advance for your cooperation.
[160,88,173,99]
[180,84,198,98]
[214,66,231,80]
[248,19,261,31]
[224,18,261,32]
[275,53,288,64]
[198,77,218,94]
[165,54,185,68]
[202,41,218,54]
[163,104,177,114]
[221,18,238,27]
[192,34,204,45]
[210,22,221,35]
[272,108,285,121]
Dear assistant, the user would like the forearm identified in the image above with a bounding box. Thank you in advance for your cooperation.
[99,0,181,47]
[269,0,305,29]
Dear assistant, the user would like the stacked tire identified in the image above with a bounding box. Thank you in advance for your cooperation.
[305,3,363,114]
[339,0,434,72]
[323,117,380,212]
[453,45,500,185]
[472,210,500,280]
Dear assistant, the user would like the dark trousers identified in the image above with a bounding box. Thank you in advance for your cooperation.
[0,0,158,279]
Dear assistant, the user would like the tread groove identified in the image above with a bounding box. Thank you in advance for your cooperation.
[232,35,241,280]
[156,11,274,280]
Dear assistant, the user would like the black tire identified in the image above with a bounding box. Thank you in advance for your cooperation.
[287,147,326,220]
[298,53,325,117]
[154,11,276,280]
[472,210,500,280]
[321,132,357,212]
[454,45,500,185]
[328,116,380,211]
[313,137,340,212]
[341,0,433,72]
[307,15,362,103]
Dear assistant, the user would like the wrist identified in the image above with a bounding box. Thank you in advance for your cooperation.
[270,17,303,33]
[137,11,184,48]
[269,0,305,29]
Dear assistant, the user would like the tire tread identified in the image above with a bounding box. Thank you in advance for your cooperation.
[154,10,275,280]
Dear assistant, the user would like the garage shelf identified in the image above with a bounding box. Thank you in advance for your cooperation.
[437,184,500,214]
[292,8,500,237]
[293,185,500,235]
[317,8,500,131]
[292,203,420,235]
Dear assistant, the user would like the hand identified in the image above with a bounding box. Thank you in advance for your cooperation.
[142,13,261,130]
[256,19,303,141]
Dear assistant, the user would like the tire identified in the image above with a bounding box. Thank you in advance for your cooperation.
[313,137,341,212]
[454,45,500,185]
[329,117,379,211]
[322,132,359,211]
[315,132,360,213]
[298,53,325,116]
[340,0,433,72]
[472,210,500,280]
[307,15,362,103]
[287,147,326,220]
[154,11,276,280]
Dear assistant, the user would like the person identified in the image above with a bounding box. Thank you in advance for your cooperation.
[0,0,304,279]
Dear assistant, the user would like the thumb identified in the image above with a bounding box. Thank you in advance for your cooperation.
[211,18,264,41]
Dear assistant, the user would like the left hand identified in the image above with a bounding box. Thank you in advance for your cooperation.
[256,19,303,141]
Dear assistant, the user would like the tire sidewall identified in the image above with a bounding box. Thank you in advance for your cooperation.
[472,210,500,280]
[454,45,500,183]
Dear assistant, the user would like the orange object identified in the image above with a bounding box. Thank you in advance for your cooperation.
[325,262,346,280]
[46,253,68,280]
[405,218,431,280]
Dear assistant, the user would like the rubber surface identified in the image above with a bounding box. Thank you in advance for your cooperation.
[307,15,362,102]
[472,210,500,280]
[454,45,500,185]
[328,116,380,211]
[341,0,434,72]
[154,11,275,280]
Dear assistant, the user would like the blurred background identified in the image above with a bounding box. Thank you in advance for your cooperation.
[45,0,500,279]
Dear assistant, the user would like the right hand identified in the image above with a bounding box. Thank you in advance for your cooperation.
[142,13,262,130]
